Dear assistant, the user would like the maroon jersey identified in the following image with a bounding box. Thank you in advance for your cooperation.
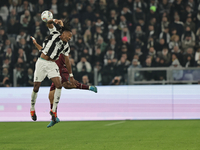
[50,54,69,91]
[55,53,65,68]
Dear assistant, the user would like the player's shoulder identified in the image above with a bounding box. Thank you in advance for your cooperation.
[49,32,61,40]
[49,25,60,35]
[50,31,60,35]
[63,41,69,47]
[66,42,70,46]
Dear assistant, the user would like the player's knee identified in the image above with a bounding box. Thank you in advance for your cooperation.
[33,86,39,92]
[64,86,69,89]
[63,82,70,89]
[33,88,39,93]
[55,84,62,89]
[63,82,76,89]
[33,84,40,92]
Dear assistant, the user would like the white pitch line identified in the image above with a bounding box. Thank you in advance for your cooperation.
[105,121,125,126]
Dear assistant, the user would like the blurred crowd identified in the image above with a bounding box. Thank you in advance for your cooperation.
[0,0,200,87]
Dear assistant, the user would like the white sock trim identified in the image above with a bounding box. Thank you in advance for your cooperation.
[52,88,62,112]
[31,91,37,111]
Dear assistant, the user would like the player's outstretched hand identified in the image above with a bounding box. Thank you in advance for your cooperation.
[30,36,37,45]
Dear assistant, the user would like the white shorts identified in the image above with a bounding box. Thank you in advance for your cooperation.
[34,58,61,82]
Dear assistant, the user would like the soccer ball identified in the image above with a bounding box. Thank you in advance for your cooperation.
[41,10,53,23]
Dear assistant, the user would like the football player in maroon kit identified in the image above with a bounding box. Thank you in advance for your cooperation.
[31,35,97,127]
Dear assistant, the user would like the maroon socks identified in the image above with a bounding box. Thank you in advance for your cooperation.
[76,83,89,90]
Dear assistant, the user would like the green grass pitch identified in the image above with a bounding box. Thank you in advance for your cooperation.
[0,120,200,150]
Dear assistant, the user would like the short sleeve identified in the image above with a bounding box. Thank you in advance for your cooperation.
[48,25,57,34]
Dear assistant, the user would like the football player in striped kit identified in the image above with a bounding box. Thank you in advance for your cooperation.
[31,34,97,127]
[30,19,76,123]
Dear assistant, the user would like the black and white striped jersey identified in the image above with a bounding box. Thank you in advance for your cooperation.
[41,26,70,60]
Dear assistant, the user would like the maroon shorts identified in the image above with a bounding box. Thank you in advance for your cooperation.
[50,67,69,91]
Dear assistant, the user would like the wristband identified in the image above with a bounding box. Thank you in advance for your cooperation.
[31,36,35,40]
[69,73,73,77]
[53,19,55,22]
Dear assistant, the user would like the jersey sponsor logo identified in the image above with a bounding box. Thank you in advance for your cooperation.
[59,41,62,46]
[56,41,63,49]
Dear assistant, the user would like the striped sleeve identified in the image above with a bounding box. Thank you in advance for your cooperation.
[42,34,60,57]
[48,25,57,34]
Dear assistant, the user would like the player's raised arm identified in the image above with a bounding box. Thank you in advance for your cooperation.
[31,36,42,51]
[47,19,64,33]
[46,19,55,29]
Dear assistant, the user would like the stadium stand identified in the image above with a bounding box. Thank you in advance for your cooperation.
[0,0,200,87]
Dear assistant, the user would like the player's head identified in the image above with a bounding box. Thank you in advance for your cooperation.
[59,19,72,42]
